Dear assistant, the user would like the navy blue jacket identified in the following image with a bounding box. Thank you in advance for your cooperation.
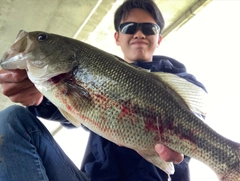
[27,55,207,181]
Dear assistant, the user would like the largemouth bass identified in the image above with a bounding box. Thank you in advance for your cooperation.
[1,30,240,181]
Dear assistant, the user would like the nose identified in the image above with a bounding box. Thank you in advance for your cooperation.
[133,29,146,39]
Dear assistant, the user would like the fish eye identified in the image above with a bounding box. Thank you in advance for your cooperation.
[37,33,48,41]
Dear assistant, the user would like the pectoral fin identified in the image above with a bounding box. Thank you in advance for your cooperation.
[57,81,92,127]
[64,80,92,107]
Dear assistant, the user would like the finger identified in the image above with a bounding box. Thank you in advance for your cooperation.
[172,153,184,164]
[1,77,35,97]
[155,144,184,164]
[0,69,27,83]
[8,87,43,106]
[8,92,43,106]
[22,92,43,106]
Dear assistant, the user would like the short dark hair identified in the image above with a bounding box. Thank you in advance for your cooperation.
[114,0,165,34]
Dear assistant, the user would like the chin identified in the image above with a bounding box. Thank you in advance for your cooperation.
[132,55,151,62]
[134,59,149,62]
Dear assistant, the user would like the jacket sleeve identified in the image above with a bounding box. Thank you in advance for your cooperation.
[26,96,76,128]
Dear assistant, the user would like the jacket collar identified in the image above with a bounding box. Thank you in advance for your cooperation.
[131,55,186,73]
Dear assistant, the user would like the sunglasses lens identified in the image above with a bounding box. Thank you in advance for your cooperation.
[119,23,137,34]
[119,22,160,35]
[141,23,159,35]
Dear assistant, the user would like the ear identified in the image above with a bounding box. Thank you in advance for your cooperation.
[158,35,162,45]
[114,32,120,46]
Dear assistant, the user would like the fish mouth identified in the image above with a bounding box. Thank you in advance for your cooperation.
[0,30,31,70]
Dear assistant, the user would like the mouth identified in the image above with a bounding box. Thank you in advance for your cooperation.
[130,41,148,46]
[1,30,29,70]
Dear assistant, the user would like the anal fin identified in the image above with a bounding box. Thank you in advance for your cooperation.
[137,149,175,175]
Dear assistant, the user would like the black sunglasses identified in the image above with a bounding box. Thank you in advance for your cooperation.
[119,22,160,35]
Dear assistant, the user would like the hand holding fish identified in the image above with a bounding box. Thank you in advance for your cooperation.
[155,144,184,164]
[0,69,43,106]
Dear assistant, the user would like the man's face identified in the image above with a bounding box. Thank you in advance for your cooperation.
[114,8,162,63]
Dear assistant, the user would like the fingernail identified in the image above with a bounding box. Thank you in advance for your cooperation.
[155,144,164,154]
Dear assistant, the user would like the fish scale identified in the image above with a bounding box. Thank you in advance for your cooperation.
[1,30,240,181]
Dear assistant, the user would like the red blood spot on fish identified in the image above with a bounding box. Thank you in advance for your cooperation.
[93,93,115,123]
[119,100,137,119]
[144,114,176,143]
[50,68,77,84]
[145,116,160,132]
[121,105,133,117]
[66,104,73,112]
[50,73,68,84]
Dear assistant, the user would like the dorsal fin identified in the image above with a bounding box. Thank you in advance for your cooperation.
[152,72,208,118]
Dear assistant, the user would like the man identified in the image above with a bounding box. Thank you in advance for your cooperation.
[0,0,206,180]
